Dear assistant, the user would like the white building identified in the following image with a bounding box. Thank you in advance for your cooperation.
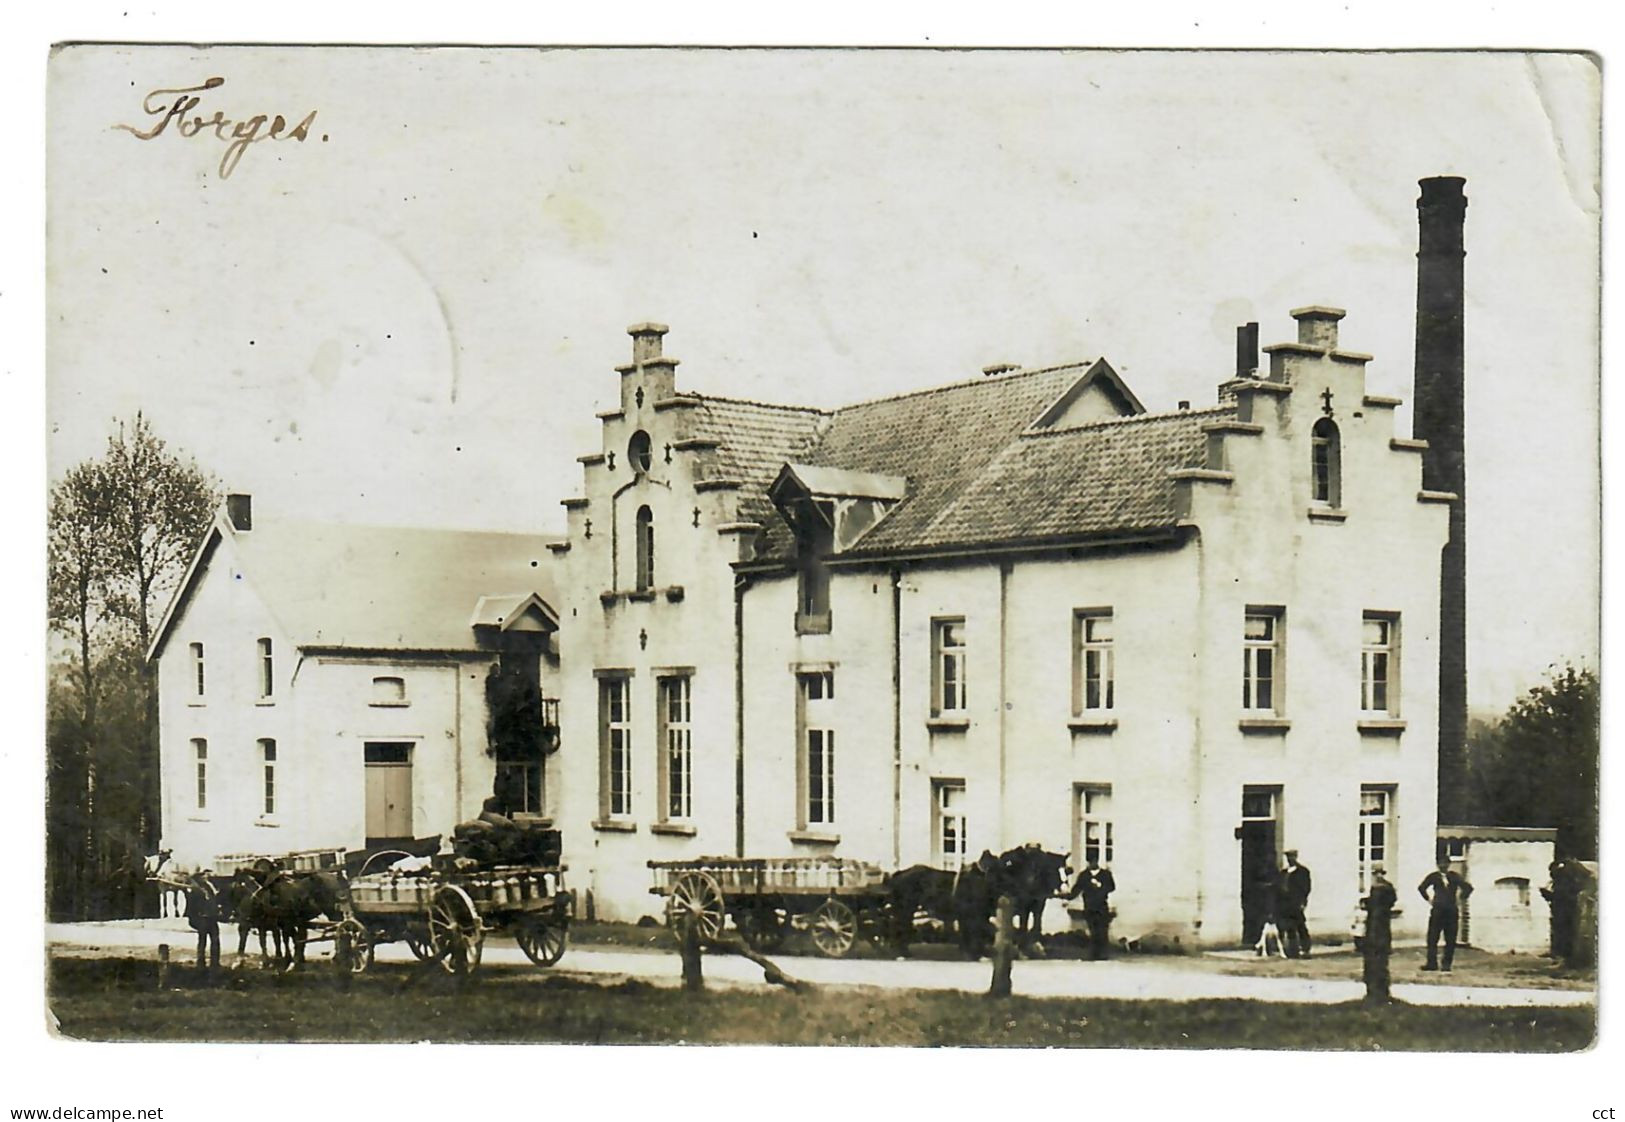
[150,500,560,871]
[550,309,1450,946]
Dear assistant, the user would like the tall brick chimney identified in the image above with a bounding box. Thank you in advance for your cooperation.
[1413,175,1468,823]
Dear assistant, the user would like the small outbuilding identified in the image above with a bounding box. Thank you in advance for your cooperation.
[1436,825,1556,954]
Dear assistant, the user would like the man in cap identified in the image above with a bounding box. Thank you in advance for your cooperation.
[1278,849,1313,958]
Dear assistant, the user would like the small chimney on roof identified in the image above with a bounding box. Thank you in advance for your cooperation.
[982,362,1021,377]
[226,493,252,532]
[1235,323,1259,378]
[628,322,669,363]
[1178,400,1190,411]
[1291,306,1346,351]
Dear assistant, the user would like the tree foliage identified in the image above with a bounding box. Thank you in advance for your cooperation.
[1466,664,1598,860]
[46,414,217,919]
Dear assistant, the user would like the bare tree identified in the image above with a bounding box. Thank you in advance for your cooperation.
[46,414,217,917]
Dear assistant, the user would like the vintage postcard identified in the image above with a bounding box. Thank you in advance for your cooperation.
[40,42,1599,1078]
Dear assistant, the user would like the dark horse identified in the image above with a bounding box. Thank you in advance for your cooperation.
[989,844,1070,954]
[227,865,349,970]
[883,851,1000,959]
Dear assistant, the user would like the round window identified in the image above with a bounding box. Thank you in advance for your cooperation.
[627,430,653,474]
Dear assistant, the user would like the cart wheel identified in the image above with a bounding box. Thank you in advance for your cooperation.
[515,916,568,968]
[666,871,727,944]
[738,904,787,952]
[427,886,485,975]
[809,898,858,958]
[334,917,371,976]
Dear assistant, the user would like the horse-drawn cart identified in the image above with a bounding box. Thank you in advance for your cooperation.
[336,864,572,976]
[649,856,890,958]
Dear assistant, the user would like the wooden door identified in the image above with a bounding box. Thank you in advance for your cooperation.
[364,742,413,843]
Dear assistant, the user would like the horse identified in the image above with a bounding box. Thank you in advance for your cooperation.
[228,866,350,971]
[988,844,1070,955]
[225,868,287,968]
[882,851,1000,959]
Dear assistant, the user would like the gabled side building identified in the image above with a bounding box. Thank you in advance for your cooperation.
[552,308,1450,946]
[149,498,561,869]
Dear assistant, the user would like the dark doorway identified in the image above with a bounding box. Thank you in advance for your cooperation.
[1239,787,1281,944]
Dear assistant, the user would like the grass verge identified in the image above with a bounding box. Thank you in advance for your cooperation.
[47,956,1593,1050]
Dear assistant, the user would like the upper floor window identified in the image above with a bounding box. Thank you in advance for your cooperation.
[1361,613,1399,715]
[635,505,655,591]
[259,739,277,816]
[1311,418,1341,506]
[189,642,205,698]
[371,676,407,706]
[257,638,274,699]
[600,675,634,819]
[658,675,694,822]
[1242,609,1284,713]
[1073,609,1115,713]
[931,618,967,715]
[798,670,836,827]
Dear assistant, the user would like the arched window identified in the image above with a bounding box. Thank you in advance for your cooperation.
[635,505,655,591]
[627,430,653,475]
[1311,417,1341,506]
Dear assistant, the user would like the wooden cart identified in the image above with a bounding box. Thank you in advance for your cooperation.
[649,856,889,958]
[336,864,572,976]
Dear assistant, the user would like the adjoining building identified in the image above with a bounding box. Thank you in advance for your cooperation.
[149,499,560,870]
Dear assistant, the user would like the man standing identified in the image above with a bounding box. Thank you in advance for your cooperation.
[1065,857,1116,960]
[1419,857,1474,972]
[185,870,223,973]
[1278,850,1312,958]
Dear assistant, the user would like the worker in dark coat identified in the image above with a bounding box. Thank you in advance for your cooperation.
[184,870,223,971]
[1359,865,1398,1004]
[1541,860,1579,962]
[1277,849,1313,958]
[1065,858,1116,960]
[1419,857,1474,972]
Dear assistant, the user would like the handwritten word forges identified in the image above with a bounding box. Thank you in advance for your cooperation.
[114,78,322,180]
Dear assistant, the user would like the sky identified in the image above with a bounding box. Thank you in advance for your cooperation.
[45,47,1599,713]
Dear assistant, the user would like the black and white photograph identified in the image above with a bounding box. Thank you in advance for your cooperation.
[10,12,1611,1119]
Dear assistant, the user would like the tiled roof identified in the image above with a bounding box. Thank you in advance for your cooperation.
[685,395,829,526]
[912,406,1229,550]
[229,519,560,651]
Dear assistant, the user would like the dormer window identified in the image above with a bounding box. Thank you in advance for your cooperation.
[1311,418,1341,506]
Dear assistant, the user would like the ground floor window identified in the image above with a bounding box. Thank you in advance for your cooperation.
[192,739,207,810]
[1073,784,1114,867]
[659,675,693,821]
[258,739,276,816]
[495,761,543,815]
[599,675,633,819]
[932,779,968,868]
[1357,785,1395,892]
[797,670,836,827]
